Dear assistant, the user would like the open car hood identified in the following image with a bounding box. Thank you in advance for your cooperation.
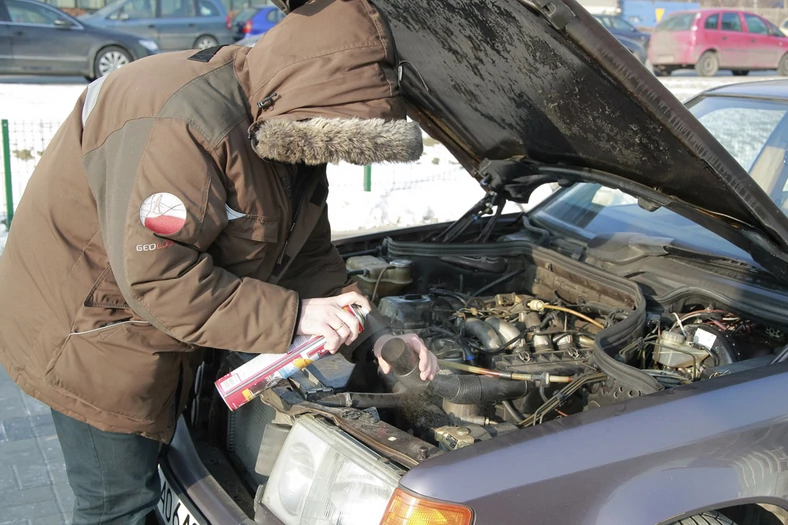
[358,0,788,279]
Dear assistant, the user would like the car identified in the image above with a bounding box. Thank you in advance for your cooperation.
[615,33,647,64]
[0,0,157,79]
[229,5,283,41]
[649,9,788,77]
[156,2,788,525]
[593,13,650,49]
[78,0,234,51]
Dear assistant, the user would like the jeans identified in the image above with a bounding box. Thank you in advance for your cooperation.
[51,409,162,525]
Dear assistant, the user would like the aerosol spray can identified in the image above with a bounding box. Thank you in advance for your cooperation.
[215,304,368,410]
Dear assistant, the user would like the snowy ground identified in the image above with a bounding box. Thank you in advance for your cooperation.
[0,70,783,253]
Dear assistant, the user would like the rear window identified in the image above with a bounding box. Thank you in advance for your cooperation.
[232,7,257,23]
[704,14,719,30]
[656,13,696,31]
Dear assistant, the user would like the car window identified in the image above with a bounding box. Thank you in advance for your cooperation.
[691,97,786,173]
[197,0,218,16]
[265,7,283,23]
[161,0,195,17]
[109,0,154,20]
[609,17,634,31]
[656,13,696,31]
[704,14,719,30]
[593,15,611,29]
[744,14,768,35]
[6,0,60,25]
[721,12,742,31]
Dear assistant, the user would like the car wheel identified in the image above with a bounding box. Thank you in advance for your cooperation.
[694,51,719,77]
[778,53,788,76]
[194,35,219,49]
[670,511,737,525]
[93,46,132,79]
[731,70,749,76]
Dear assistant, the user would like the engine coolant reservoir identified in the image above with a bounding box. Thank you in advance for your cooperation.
[345,256,413,298]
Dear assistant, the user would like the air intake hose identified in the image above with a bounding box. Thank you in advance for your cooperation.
[380,338,527,404]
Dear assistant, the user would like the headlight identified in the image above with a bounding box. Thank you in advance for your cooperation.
[262,415,403,525]
[138,39,159,52]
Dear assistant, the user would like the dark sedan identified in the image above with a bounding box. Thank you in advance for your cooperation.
[594,13,651,49]
[0,0,158,79]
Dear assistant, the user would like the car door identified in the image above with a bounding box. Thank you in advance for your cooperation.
[6,0,91,75]
[155,0,197,51]
[99,0,158,43]
[717,12,749,68]
[0,1,15,73]
[743,13,778,68]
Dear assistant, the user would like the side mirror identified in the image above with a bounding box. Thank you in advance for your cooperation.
[53,18,75,28]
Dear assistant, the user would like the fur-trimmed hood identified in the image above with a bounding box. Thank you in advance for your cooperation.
[245,0,422,165]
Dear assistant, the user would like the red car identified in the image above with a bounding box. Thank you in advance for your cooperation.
[649,9,788,76]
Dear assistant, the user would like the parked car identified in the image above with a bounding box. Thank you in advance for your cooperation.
[593,13,650,49]
[0,0,157,79]
[79,0,233,51]
[229,5,283,41]
[615,34,648,64]
[649,9,788,76]
[156,2,788,525]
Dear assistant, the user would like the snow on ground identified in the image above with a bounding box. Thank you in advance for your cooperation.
[0,70,783,252]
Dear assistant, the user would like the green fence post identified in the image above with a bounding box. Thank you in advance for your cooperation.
[363,165,371,192]
[2,120,12,227]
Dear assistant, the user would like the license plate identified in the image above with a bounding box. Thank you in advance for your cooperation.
[658,54,675,62]
[157,467,204,525]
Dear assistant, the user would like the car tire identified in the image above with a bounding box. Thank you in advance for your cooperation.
[194,35,219,49]
[778,53,788,76]
[671,511,737,525]
[731,70,749,76]
[653,66,674,77]
[694,51,719,77]
[92,46,132,80]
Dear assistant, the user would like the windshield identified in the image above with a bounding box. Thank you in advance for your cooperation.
[531,94,788,264]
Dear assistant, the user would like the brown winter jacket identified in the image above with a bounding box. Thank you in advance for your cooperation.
[0,0,422,442]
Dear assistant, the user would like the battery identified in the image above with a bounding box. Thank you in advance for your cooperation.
[215,304,367,410]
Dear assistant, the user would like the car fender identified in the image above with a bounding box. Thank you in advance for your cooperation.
[594,460,788,524]
[693,46,719,64]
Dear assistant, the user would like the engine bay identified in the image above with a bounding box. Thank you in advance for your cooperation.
[207,210,788,509]
[324,239,786,454]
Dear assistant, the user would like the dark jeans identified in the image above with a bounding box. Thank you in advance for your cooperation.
[51,409,162,525]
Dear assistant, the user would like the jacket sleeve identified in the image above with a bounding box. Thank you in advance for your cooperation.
[83,118,299,353]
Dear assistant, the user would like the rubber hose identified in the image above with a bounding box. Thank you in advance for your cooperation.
[430,374,527,404]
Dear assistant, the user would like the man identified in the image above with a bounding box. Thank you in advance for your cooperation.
[0,0,439,522]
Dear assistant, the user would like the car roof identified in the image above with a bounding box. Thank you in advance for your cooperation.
[700,79,788,100]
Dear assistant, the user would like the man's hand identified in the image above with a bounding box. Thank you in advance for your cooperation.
[296,292,372,353]
[373,333,439,381]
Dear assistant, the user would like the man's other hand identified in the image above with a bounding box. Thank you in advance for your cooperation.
[296,292,372,353]
[373,333,439,381]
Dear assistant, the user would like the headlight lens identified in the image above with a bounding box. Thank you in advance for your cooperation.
[262,415,402,525]
[138,39,159,52]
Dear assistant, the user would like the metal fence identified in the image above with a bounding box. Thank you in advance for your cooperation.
[0,120,61,228]
[0,119,471,230]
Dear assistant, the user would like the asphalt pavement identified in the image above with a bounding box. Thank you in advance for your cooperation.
[0,367,73,524]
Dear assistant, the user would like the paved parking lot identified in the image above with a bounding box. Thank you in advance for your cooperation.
[0,368,73,525]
